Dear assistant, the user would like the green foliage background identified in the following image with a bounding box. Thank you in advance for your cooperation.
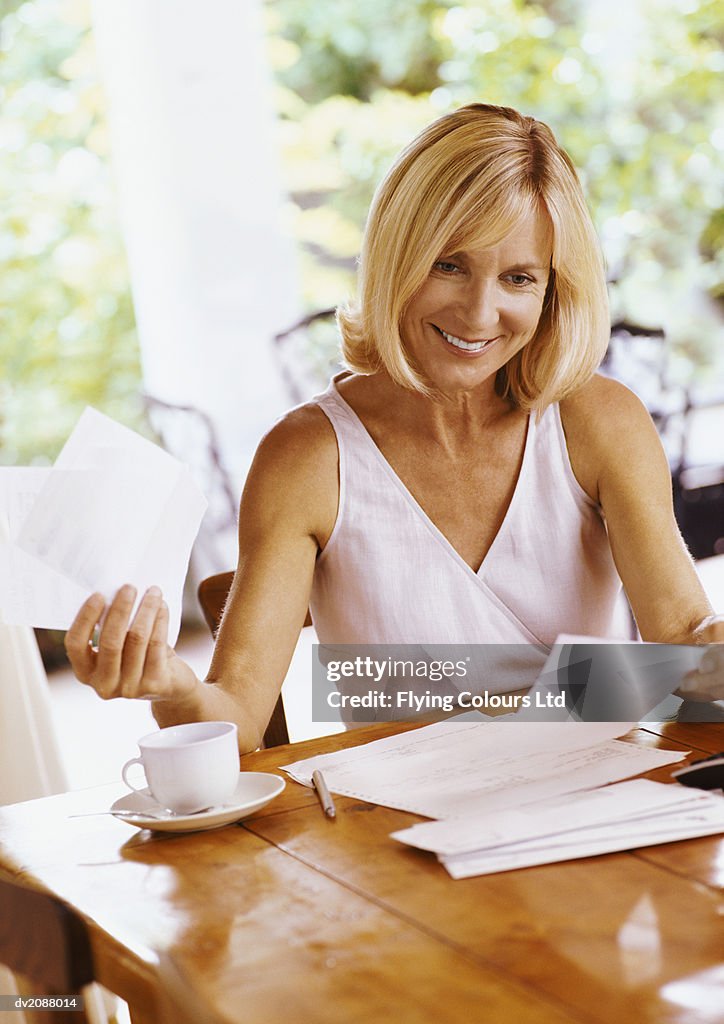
[1,0,722,465]
[268,0,724,383]
[0,0,145,465]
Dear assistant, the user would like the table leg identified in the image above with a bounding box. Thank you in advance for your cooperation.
[11,975,94,1024]
[128,1007,158,1024]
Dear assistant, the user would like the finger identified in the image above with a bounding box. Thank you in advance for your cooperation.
[696,615,724,644]
[143,600,171,687]
[679,667,720,703]
[699,646,724,674]
[119,587,164,694]
[65,593,106,682]
[95,584,137,686]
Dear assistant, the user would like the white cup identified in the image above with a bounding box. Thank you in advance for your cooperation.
[121,721,239,814]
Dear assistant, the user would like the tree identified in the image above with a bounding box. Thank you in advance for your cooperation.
[267,0,724,388]
[0,0,144,465]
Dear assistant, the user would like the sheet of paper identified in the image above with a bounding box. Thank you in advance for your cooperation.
[390,779,704,855]
[281,719,686,819]
[0,468,89,628]
[519,635,703,722]
[440,790,724,878]
[0,408,207,644]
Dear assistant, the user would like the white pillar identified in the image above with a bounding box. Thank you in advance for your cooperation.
[91,0,297,509]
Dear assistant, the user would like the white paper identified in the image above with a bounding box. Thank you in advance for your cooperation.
[0,408,207,644]
[390,779,704,855]
[440,789,724,878]
[281,719,687,819]
[0,468,90,629]
[520,635,703,722]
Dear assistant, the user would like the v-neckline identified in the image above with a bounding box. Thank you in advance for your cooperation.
[329,378,534,580]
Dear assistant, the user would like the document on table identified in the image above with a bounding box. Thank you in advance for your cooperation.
[281,719,687,820]
[422,783,724,879]
[0,408,207,644]
[390,778,715,853]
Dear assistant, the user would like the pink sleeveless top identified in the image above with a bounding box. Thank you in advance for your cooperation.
[309,375,624,692]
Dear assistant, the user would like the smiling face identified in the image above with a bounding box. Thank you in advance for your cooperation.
[399,205,553,399]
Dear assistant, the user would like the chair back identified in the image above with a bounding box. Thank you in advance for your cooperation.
[197,573,291,747]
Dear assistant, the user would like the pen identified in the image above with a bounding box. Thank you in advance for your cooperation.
[312,770,336,819]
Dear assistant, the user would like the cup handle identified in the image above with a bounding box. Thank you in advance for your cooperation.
[121,757,147,794]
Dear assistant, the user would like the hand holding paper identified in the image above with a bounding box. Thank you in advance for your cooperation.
[677,616,724,702]
[65,583,201,705]
[0,407,207,646]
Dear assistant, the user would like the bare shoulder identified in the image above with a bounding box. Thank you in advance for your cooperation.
[242,402,338,546]
[559,375,665,503]
[560,374,653,434]
[255,402,337,471]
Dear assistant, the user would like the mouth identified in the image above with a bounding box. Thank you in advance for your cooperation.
[434,326,500,354]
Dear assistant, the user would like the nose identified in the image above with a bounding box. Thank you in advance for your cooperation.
[460,277,500,337]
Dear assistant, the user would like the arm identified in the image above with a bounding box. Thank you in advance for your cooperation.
[561,377,724,698]
[65,405,339,750]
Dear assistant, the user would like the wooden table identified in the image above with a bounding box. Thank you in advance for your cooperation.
[0,719,723,1024]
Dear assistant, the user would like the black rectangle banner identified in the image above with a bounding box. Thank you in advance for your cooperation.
[311,642,723,724]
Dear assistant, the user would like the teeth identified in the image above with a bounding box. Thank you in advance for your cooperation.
[440,328,492,352]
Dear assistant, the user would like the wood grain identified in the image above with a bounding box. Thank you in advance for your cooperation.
[247,800,724,1024]
[0,720,721,1024]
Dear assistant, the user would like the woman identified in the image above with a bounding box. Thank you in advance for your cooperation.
[65,104,724,749]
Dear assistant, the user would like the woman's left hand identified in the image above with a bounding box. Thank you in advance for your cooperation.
[677,615,724,702]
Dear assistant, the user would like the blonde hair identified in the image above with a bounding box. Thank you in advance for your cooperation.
[337,103,609,410]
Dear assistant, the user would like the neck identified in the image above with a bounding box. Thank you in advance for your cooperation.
[359,371,518,449]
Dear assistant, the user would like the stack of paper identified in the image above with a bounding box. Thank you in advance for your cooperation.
[281,718,724,878]
[0,408,207,645]
[391,779,724,878]
[282,720,688,819]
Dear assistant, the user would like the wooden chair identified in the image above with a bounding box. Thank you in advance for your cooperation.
[0,876,98,1024]
[198,572,311,747]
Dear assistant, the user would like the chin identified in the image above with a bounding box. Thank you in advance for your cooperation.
[427,364,499,396]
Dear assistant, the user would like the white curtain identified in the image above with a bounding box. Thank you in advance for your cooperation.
[0,510,69,1018]
[0,624,67,803]
[0,515,67,805]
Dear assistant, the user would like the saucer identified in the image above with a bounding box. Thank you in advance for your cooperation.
[110,772,285,832]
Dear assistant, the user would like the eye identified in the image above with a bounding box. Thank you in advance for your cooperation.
[506,273,534,287]
[432,259,461,274]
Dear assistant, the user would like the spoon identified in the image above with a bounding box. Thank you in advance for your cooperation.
[69,809,175,821]
[70,804,216,820]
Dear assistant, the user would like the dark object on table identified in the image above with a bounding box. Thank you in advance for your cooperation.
[672,752,724,790]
